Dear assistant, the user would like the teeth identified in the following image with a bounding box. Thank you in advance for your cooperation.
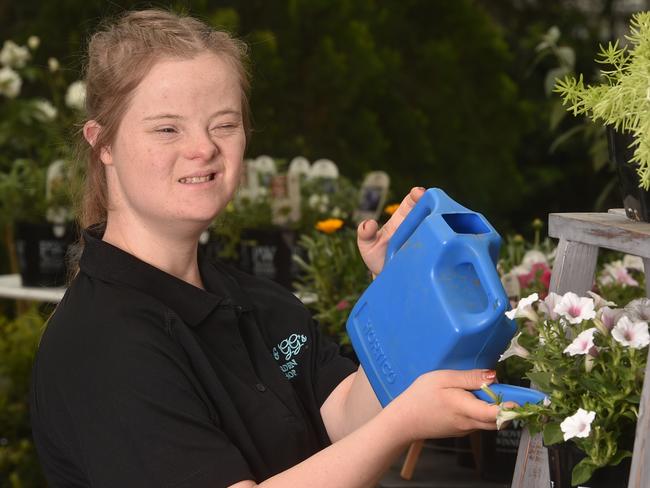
[179,174,214,184]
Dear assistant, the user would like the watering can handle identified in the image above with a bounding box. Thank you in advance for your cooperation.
[385,195,434,263]
[465,246,508,325]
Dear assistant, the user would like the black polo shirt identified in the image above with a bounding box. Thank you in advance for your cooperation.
[30,227,357,488]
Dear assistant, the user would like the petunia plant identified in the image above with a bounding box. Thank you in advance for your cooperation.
[497,291,649,486]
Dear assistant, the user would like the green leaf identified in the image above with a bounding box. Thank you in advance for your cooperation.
[527,371,552,392]
[542,422,563,445]
[610,449,632,466]
[572,458,596,486]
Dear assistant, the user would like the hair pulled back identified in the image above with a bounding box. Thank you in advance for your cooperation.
[78,9,250,228]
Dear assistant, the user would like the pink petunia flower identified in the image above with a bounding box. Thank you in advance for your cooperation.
[612,316,650,349]
[563,328,598,356]
[554,292,596,324]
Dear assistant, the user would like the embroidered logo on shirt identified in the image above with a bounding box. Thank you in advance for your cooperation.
[272,333,307,380]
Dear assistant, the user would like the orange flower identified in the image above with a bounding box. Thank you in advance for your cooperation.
[384,203,399,216]
[315,218,344,234]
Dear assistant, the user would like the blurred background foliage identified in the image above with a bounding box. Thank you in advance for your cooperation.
[0,0,642,237]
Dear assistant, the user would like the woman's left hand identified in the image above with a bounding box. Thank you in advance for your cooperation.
[357,187,425,277]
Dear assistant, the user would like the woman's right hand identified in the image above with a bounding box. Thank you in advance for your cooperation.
[387,369,500,442]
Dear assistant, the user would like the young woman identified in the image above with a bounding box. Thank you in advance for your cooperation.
[30,9,501,488]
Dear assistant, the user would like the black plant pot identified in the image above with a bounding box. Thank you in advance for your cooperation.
[15,221,77,287]
[238,228,295,290]
[477,423,522,482]
[546,442,631,488]
[607,127,650,221]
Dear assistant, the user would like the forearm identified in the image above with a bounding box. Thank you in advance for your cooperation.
[321,366,383,442]
[258,402,410,488]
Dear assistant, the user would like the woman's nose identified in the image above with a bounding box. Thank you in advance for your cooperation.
[185,129,217,161]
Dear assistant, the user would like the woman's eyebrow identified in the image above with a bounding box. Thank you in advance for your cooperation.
[142,110,241,122]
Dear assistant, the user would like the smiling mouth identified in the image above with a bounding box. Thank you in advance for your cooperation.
[178,173,216,184]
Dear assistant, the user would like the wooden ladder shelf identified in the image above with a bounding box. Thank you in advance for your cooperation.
[511,211,650,488]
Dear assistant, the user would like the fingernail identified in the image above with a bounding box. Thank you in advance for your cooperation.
[482,370,497,380]
[361,220,368,230]
[415,186,425,191]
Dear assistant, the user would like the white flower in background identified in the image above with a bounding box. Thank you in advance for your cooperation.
[624,297,650,322]
[496,407,521,430]
[560,408,596,441]
[586,291,616,310]
[27,35,40,50]
[65,80,86,110]
[563,327,598,356]
[0,40,30,68]
[505,292,539,322]
[48,57,59,73]
[331,206,344,218]
[498,332,530,361]
[0,66,21,98]
[32,99,57,122]
[539,292,561,320]
[599,260,639,287]
[308,193,330,213]
[554,292,596,324]
[511,249,548,276]
[622,254,644,272]
[597,306,624,332]
[612,316,650,349]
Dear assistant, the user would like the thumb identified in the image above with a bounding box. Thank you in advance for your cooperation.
[357,219,380,245]
[434,369,497,390]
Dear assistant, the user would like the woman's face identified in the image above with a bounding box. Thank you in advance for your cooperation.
[100,53,246,232]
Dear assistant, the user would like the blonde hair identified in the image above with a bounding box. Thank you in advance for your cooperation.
[77,9,250,228]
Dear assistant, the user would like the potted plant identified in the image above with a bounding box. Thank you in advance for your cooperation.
[0,36,81,286]
[555,11,650,221]
[496,291,649,487]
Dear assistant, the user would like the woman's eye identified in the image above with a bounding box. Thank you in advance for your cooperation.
[155,127,177,134]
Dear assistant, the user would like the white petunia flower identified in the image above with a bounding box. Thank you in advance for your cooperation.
[586,291,616,310]
[623,254,644,272]
[564,327,598,356]
[597,306,624,332]
[0,66,21,98]
[505,292,539,322]
[522,249,548,268]
[554,292,596,324]
[560,408,596,441]
[599,260,639,287]
[32,99,57,122]
[499,332,530,361]
[612,316,650,349]
[27,36,40,50]
[539,292,562,320]
[65,80,86,110]
[48,57,59,73]
[0,40,30,68]
[496,407,521,430]
[624,298,650,322]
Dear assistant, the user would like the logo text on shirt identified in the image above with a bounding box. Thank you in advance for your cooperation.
[273,333,307,380]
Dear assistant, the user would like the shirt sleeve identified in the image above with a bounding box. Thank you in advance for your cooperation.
[310,319,358,406]
[45,312,254,488]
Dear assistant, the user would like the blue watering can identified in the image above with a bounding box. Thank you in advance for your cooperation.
[346,188,546,407]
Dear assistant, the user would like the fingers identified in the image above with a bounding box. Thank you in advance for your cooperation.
[356,218,380,245]
[432,369,497,390]
[380,187,426,237]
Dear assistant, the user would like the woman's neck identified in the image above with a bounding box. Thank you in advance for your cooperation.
[102,214,205,289]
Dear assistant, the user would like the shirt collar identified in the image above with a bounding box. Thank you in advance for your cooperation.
[79,226,252,327]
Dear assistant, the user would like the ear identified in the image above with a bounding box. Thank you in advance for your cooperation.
[83,120,112,166]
